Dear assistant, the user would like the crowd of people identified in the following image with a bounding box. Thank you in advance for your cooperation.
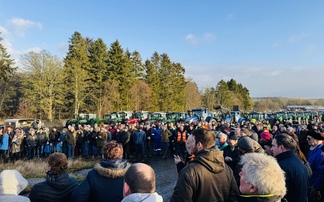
[1,117,324,201]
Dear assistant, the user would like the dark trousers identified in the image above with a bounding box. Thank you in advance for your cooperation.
[0,150,8,163]
[135,143,145,161]
[28,146,36,160]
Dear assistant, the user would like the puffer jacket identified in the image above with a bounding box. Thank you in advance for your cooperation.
[171,147,239,202]
[71,159,131,202]
[29,172,78,202]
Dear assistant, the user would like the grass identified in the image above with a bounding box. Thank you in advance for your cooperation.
[0,157,98,179]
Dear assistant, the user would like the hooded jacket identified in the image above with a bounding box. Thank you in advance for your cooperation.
[0,169,30,202]
[171,147,239,202]
[122,192,163,202]
[28,172,78,202]
[71,159,131,202]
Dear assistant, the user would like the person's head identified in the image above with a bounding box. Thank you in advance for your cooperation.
[48,153,68,174]
[272,125,278,132]
[239,153,286,198]
[186,134,196,155]
[191,128,216,152]
[29,128,35,135]
[217,132,227,145]
[123,163,155,197]
[238,136,254,154]
[235,128,241,138]
[227,131,238,146]
[271,133,297,157]
[307,130,324,147]
[103,141,123,159]
[262,140,273,156]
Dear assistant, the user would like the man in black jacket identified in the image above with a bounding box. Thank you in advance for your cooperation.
[271,133,309,202]
[171,128,239,202]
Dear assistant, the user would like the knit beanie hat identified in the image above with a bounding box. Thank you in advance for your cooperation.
[238,137,254,152]
[260,132,271,141]
[228,131,238,140]
[0,170,28,195]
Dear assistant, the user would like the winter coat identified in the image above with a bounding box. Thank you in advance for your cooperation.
[118,130,131,146]
[0,134,9,150]
[25,134,38,147]
[96,132,107,147]
[133,130,146,145]
[37,132,48,145]
[171,147,239,202]
[11,136,22,153]
[29,172,78,202]
[0,169,30,202]
[48,130,60,143]
[308,144,324,190]
[66,131,76,145]
[276,150,308,202]
[223,145,240,172]
[122,192,163,202]
[71,159,131,202]
[161,129,172,143]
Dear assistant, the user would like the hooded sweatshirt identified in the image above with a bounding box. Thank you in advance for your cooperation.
[0,169,30,202]
[171,147,239,202]
[122,192,163,202]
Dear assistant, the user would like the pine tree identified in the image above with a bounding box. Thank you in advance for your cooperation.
[63,31,91,115]
[0,34,17,82]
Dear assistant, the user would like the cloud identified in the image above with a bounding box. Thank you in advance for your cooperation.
[8,18,42,37]
[268,70,283,76]
[287,32,307,44]
[184,33,216,45]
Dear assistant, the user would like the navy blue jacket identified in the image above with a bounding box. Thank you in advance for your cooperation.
[275,150,308,202]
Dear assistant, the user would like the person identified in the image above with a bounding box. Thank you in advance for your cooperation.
[25,128,38,160]
[171,128,239,202]
[217,132,228,151]
[133,126,146,162]
[223,131,240,171]
[306,129,324,201]
[174,134,196,173]
[271,133,308,202]
[0,127,9,163]
[0,169,30,202]
[238,153,286,201]
[29,153,78,202]
[66,126,76,159]
[161,125,172,159]
[71,141,131,202]
[122,163,163,202]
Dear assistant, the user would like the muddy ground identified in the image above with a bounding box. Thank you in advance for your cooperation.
[27,155,179,202]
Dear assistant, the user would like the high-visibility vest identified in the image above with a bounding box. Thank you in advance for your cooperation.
[177,131,187,143]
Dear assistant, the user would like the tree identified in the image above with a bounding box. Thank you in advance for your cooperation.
[20,50,65,121]
[0,33,17,82]
[129,80,152,111]
[63,31,91,115]
[184,80,201,110]
[145,52,186,111]
[201,87,217,110]
[87,38,109,117]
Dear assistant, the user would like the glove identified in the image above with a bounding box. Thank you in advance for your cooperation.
[310,186,321,201]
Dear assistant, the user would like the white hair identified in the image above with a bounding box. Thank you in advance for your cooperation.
[218,132,227,141]
[240,153,286,198]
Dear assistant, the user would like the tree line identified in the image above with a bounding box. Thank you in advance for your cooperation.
[2,31,323,121]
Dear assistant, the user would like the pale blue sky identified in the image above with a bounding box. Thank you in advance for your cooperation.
[1,1,324,98]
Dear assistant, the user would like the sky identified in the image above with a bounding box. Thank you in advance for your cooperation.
[1,1,324,98]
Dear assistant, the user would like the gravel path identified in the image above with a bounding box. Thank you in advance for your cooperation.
[27,156,178,202]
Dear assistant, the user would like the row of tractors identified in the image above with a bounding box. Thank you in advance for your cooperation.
[64,107,324,128]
